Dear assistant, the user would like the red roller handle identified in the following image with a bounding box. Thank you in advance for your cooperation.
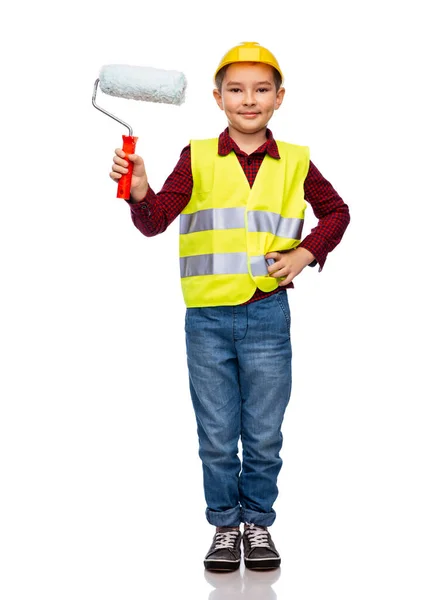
[117,135,138,199]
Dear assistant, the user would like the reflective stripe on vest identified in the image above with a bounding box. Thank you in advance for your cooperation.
[250,255,273,277]
[180,207,245,234]
[180,207,303,239]
[248,211,304,241]
[180,253,270,278]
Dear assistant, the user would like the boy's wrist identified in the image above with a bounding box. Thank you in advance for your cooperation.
[130,183,149,203]
[296,246,315,266]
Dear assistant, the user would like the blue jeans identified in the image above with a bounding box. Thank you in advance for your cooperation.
[184,290,292,527]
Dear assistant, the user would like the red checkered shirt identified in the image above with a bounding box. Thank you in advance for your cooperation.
[127,128,350,304]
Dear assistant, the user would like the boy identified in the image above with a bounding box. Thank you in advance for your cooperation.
[109,42,350,571]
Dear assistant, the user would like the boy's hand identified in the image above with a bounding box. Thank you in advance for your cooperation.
[110,148,149,202]
[265,248,315,286]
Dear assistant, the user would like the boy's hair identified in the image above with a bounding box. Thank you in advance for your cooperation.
[215,64,282,93]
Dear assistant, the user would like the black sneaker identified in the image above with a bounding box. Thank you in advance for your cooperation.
[204,527,242,571]
[243,523,281,570]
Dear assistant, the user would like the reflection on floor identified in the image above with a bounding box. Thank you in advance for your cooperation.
[205,565,280,600]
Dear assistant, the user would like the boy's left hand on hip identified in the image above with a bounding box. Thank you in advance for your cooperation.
[265,248,315,286]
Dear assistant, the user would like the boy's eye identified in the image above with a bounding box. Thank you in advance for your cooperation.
[227,87,271,93]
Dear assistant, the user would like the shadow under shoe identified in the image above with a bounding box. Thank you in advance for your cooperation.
[243,524,281,570]
[204,528,242,572]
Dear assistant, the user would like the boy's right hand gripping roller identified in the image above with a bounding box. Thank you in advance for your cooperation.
[92,64,187,199]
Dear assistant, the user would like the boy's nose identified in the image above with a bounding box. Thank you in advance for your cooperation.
[243,92,256,106]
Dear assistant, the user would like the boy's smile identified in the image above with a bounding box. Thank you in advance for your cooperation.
[213,62,285,142]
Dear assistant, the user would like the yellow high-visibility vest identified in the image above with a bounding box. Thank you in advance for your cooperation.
[179,138,310,307]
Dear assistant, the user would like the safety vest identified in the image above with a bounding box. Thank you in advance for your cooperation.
[179,138,310,308]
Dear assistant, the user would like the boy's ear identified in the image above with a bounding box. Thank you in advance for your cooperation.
[275,86,285,110]
[213,88,224,110]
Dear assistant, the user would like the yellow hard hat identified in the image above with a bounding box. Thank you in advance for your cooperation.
[214,42,284,82]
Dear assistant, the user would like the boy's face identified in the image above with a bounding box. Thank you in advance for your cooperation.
[213,62,285,136]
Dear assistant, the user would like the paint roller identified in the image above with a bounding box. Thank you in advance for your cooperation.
[92,64,187,199]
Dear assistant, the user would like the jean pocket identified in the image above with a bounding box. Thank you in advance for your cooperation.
[275,291,291,338]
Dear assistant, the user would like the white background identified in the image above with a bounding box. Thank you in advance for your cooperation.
[1,1,433,598]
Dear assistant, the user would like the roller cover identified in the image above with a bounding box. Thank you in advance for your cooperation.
[99,64,187,105]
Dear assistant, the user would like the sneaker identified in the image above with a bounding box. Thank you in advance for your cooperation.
[204,527,242,571]
[243,523,281,570]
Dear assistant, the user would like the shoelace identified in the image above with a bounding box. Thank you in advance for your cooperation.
[214,530,239,549]
[244,524,271,548]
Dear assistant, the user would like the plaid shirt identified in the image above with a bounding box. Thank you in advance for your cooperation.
[128,128,350,304]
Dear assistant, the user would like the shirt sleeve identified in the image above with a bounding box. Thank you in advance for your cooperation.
[125,144,193,237]
[298,161,351,271]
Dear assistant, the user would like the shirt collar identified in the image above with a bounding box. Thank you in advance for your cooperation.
[218,127,280,159]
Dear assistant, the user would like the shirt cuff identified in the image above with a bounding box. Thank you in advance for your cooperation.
[298,237,327,271]
[125,187,156,217]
